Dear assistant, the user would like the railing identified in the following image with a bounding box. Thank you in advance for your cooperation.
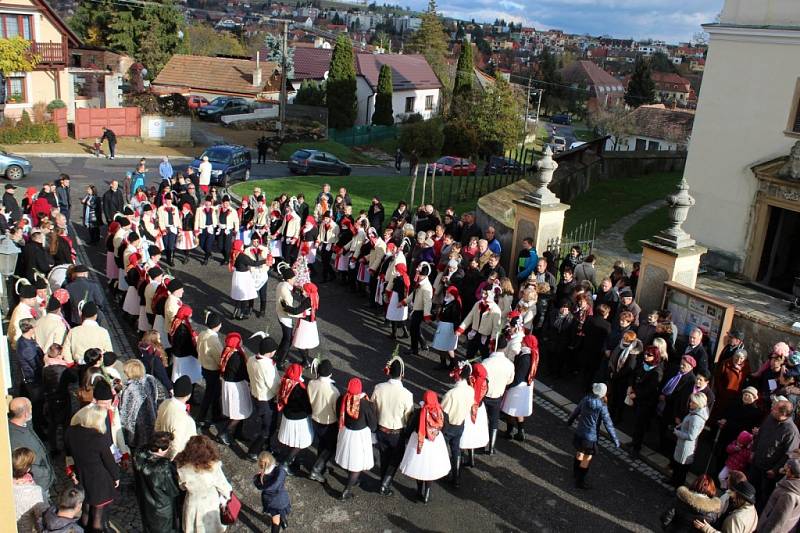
[546,219,597,268]
[30,42,66,64]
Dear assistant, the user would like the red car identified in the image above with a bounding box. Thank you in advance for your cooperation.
[428,156,477,176]
[187,95,210,109]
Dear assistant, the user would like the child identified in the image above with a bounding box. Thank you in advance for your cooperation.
[93,138,102,158]
[719,431,753,489]
[254,451,290,532]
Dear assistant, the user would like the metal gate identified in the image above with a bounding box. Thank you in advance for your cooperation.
[74,107,141,139]
[546,219,597,266]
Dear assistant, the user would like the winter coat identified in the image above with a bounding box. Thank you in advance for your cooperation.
[631,362,664,409]
[724,438,753,472]
[254,467,291,517]
[712,359,751,420]
[82,194,102,228]
[698,502,757,533]
[662,486,722,532]
[64,425,119,506]
[132,449,181,533]
[38,506,84,532]
[751,415,800,473]
[177,462,232,533]
[674,406,709,465]
[119,376,159,450]
[8,421,54,491]
[14,481,47,533]
[758,477,800,533]
[567,395,619,445]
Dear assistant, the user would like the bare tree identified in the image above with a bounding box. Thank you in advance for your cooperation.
[587,105,635,151]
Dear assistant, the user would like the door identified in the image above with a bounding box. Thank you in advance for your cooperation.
[756,206,800,294]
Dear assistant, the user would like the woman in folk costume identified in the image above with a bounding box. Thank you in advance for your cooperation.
[176,202,197,264]
[460,362,490,466]
[334,217,355,277]
[432,285,462,370]
[251,196,268,236]
[502,311,526,361]
[229,239,267,320]
[104,219,122,287]
[299,216,318,277]
[267,209,283,259]
[276,363,314,475]
[122,252,144,322]
[316,212,339,283]
[194,195,218,266]
[168,304,202,384]
[153,278,182,352]
[237,195,255,245]
[116,231,140,303]
[245,233,272,318]
[216,195,239,266]
[501,334,540,442]
[287,282,320,365]
[373,242,395,307]
[217,332,253,446]
[345,221,368,290]
[137,266,161,333]
[334,377,377,500]
[386,262,410,340]
[399,390,451,503]
[139,204,163,250]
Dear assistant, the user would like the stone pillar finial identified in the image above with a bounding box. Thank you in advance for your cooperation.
[653,176,696,249]
[526,146,559,206]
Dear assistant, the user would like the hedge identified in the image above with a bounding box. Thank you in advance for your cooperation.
[0,121,60,144]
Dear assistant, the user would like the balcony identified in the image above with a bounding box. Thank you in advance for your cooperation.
[30,42,67,65]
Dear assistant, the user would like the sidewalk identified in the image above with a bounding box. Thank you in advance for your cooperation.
[4,137,199,159]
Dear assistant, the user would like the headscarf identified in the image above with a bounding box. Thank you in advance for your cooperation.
[417,390,444,454]
[219,332,244,374]
[445,285,461,310]
[394,263,410,290]
[228,239,244,272]
[338,378,366,430]
[469,363,489,423]
[169,303,194,338]
[126,252,141,272]
[521,334,540,385]
[303,282,319,321]
[277,363,305,412]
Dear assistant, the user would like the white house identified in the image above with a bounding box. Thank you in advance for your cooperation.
[605,104,694,152]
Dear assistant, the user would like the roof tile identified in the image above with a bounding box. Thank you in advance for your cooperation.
[153,54,281,97]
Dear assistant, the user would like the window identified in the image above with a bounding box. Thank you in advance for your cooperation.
[405,96,415,113]
[647,140,661,151]
[635,138,647,151]
[1,14,32,39]
[6,76,26,103]
[425,95,434,110]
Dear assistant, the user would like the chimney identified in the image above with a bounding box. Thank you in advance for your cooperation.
[253,50,262,88]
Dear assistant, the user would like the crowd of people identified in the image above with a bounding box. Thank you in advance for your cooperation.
[5,160,800,533]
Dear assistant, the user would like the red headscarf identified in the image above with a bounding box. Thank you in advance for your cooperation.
[417,390,444,454]
[303,282,319,321]
[151,278,171,313]
[338,378,366,430]
[277,363,305,412]
[126,252,141,272]
[445,285,461,309]
[469,363,489,423]
[219,332,244,374]
[169,303,194,338]
[521,334,540,385]
[228,239,244,272]
[394,263,410,290]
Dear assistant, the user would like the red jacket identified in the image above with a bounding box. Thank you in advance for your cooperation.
[30,197,53,226]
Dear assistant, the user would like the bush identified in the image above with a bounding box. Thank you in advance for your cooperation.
[19,111,32,126]
[31,102,48,124]
[46,99,66,112]
[0,120,60,144]
[124,93,190,116]
[399,118,443,159]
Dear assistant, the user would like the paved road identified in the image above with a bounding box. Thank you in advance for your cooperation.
[542,121,577,147]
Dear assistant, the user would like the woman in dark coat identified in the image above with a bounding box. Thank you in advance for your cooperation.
[629,345,665,454]
[254,452,291,533]
[81,185,103,244]
[660,474,721,532]
[64,404,120,532]
[367,197,385,233]
[132,431,181,533]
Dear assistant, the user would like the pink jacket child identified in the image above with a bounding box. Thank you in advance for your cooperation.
[719,431,753,488]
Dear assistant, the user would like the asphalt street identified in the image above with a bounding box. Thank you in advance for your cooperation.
[25,158,667,532]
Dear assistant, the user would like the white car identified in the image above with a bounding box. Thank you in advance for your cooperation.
[552,136,567,152]
[569,141,587,150]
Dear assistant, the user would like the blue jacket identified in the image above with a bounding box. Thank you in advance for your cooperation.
[568,395,619,445]
[516,248,539,281]
[16,336,43,384]
[254,467,290,515]
[159,161,174,180]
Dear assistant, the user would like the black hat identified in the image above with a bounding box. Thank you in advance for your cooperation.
[388,359,403,379]
[18,284,36,299]
[127,232,140,243]
[74,264,89,274]
[317,359,333,377]
[148,245,161,256]
[277,263,295,282]
[222,195,231,203]
[731,481,756,504]
[205,311,221,329]
[460,364,472,380]
[93,380,113,401]
[35,277,48,290]
[729,328,744,340]
[619,287,633,298]
[142,204,153,212]
[46,296,61,312]
[5,183,17,190]
[81,301,98,318]
[103,351,117,367]
[173,375,193,398]
[168,279,183,293]
[204,195,213,202]
[123,206,134,216]
[148,267,163,278]
[259,336,279,354]
[119,218,131,227]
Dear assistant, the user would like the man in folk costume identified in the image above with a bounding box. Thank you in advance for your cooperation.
[8,281,38,350]
[252,196,268,232]
[316,212,339,283]
[441,361,477,488]
[237,195,255,245]
[501,334,540,442]
[156,194,179,266]
[406,262,433,357]
[164,280,183,334]
[33,276,49,319]
[245,233,272,318]
[307,359,340,484]
[139,204,161,250]
[196,311,223,429]
[216,195,239,265]
[62,302,113,364]
[193,195,218,265]
[35,293,70,354]
[267,209,284,258]
[334,377,377,501]
[143,267,164,329]
[217,332,253,445]
[154,375,197,459]
[281,204,301,266]
[246,333,281,461]
[275,263,297,368]
[374,242,396,308]
[176,202,197,264]
[345,221,368,290]
[365,228,386,305]
[135,266,159,332]
[299,216,318,279]
[372,355,414,496]
[276,363,313,475]
[481,350,515,455]
[460,362,490,467]
[456,287,502,359]
[116,231,141,303]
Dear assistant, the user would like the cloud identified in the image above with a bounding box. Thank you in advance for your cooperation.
[404,0,724,42]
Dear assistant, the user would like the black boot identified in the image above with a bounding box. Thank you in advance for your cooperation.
[308,450,330,483]
[422,481,431,504]
[340,472,359,500]
[437,352,448,370]
[416,480,424,501]
[572,457,580,479]
[502,421,516,440]
[398,326,408,339]
[576,465,590,489]
[514,420,526,442]
[450,455,461,488]
[379,466,396,496]
[255,299,267,318]
[485,429,497,455]
[271,523,281,533]
[242,302,252,320]
[388,322,397,340]
[201,253,209,266]
[466,449,475,468]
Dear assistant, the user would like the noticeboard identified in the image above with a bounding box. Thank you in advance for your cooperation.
[661,281,736,363]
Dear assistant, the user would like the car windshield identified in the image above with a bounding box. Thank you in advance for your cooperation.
[201,148,231,164]
[292,150,313,160]
[208,97,230,107]
[437,157,455,165]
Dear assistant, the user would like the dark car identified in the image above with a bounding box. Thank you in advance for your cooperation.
[550,114,572,125]
[197,96,251,121]
[484,156,522,176]
[288,150,352,176]
[189,145,251,187]
[427,156,477,176]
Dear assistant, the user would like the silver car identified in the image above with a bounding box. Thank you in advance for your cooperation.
[0,151,32,180]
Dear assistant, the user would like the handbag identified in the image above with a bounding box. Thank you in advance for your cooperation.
[220,492,241,525]
[76,386,94,406]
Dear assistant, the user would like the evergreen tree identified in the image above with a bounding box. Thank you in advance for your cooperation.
[649,51,676,73]
[473,76,523,154]
[327,34,358,129]
[453,39,473,101]
[406,0,450,88]
[265,33,294,78]
[537,47,564,115]
[295,80,326,106]
[372,64,394,126]
[625,56,656,107]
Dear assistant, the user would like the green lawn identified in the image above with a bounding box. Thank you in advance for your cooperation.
[623,206,669,253]
[573,128,597,142]
[564,171,681,234]
[367,136,400,156]
[277,140,382,165]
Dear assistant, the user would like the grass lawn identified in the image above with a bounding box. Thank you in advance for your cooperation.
[563,171,681,235]
[367,136,400,156]
[623,206,669,253]
[573,128,597,142]
[276,140,382,165]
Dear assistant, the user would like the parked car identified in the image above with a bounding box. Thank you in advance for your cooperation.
[427,156,477,176]
[197,97,251,121]
[188,145,251,187]
[187,95,210,110]
[0,151,32,181]
[569,141,587,150]
[484,156,522,176]
[288,150,352,176]
[552,136,567,152]
[550,114,572,125]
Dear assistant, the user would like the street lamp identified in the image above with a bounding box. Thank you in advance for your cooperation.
[0,235,20,314]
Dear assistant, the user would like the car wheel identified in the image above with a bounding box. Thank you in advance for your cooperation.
[5,165,24,181]
[339,167,348,176]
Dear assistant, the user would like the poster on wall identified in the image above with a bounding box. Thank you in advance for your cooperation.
[662,281,735,363]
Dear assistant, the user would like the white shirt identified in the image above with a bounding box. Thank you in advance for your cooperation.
[198,161,212,186]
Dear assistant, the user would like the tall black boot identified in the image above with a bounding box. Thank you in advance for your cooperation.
[422,481,431,504]
[379,465,396,496]
[308,449,330,483]
[437,352,448,370]
[416,480,424,501]
[255,298,267,318]
[485,429,497,455]
[450,455,461,488]
[576,465,591,489]
[271,522,281,533]
[389,322,397,340]
[515,420,526,442]
[398,325,408,339]
[502,419,516,439]
[466,449,475,468]
[572,457,581,479]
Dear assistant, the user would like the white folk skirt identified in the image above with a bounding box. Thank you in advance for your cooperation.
[385,292,408,322]
[336,252,351,272]
[172,355,203,384]
[460,404,490,450]
[374,279,386,306]
[335,427,375,472]
[106,252,119,280]
[231,270,257,301]
[138,305,150,332]
[221,380,253,420]
[239,228,252,246]
[153,314,171,349]
[269,239,282,258]
[278,416,314,449]
[432,321,458,351]
[292,319,319,350]
[252,267,269,292]
[399,432,451,481]
[356,262,371,284]
[176,230,197,250]
[118,269,128,291]
[122,286,140,315]
[501,382,534,418]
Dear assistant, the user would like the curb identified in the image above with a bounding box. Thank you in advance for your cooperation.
[18,153,195,160]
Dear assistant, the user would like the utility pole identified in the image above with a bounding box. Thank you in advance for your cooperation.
[279,19,288,140]
[533,88,543,140]
[521,74,532,143]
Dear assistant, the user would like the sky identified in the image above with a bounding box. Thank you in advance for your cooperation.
[401,0,725,44]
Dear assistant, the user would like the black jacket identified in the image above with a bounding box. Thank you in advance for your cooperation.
[20,241,53,283]
[16,336,43,384]
[64,425,119,506]
[170,323,197,358]
[65,278,104,326]
[132,449,181,533]
[437,299,462,324]
[662,486,721,533]
[335,396,377,431]
[367,204,385,231]
[681,343,710,376]
[282,384,312,420]
[3,191,21,222]
[510,352,533,387]
[43,363,76,403]
[234,253,265,273]
[222,351,248,382]
[631,362,664,409]
[138,348,172,393]
[594,289,619,317]
[102,188,124,222]
[100,129,117,144]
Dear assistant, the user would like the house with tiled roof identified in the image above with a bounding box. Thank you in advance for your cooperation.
[651,71,692,104]
[605,104,695,152]
[560,60,625,110]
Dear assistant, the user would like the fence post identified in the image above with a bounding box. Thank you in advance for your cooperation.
[421,164,428,205]
[431,166,436,208]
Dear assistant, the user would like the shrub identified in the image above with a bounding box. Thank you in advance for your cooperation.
[31,102,48,124]
[124,93,190,116]
[19,111,32,126]
[46,99,66,112]
[0,120,60,144]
